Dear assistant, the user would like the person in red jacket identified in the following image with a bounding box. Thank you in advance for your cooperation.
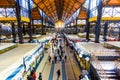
[32,71,36,80]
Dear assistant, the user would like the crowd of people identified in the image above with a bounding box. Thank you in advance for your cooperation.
[49,33,67,64]
[26,33,87,80]
[26,67,43,80]
[26,68,36,80]
[26,33,67,80]
[49,33,66,80]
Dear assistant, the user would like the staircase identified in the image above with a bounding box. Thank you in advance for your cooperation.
[97,69,120,80]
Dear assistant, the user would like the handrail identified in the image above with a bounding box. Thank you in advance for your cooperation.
[115,60,120,69]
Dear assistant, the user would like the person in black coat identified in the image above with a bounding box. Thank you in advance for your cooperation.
[38,73,42,80]
[56,69,61,80]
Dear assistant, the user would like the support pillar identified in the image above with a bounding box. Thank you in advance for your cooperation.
[95,0,103,43]
[103,22,108,41]
[32,20,35,34]
[41,11,44,35]
[118,27,120,41]
[28,0,33,42]
[76,17,78,34]
[0,24,2,43]
[45,17,48,34]
[86,0,91,41]
[15,0,23,43]
[11,22,16,43]
[23,23,26,35]
[86,22,91,41]
[48,21,50,27]
[28,23,32,42]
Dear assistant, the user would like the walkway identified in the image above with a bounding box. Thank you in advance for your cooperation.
[27,33,82,80]
[65,45,81,80]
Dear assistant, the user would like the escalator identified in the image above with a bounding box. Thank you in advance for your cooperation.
[98,69,120,80]
[98,61,120,80]
[91,56,120,80]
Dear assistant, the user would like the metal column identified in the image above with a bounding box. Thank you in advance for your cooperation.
[103,22,108,41]
[0,24,2,43]
[76,17,78,34]
[28,0,33,42]
[15,0,23,43]
[95,0,103,43]
[118,27,120,41]
[11,22,16,43]
[32,20,35,34]
[86,0,91,41]
[41,11,44,35]
[22,23,26,35]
